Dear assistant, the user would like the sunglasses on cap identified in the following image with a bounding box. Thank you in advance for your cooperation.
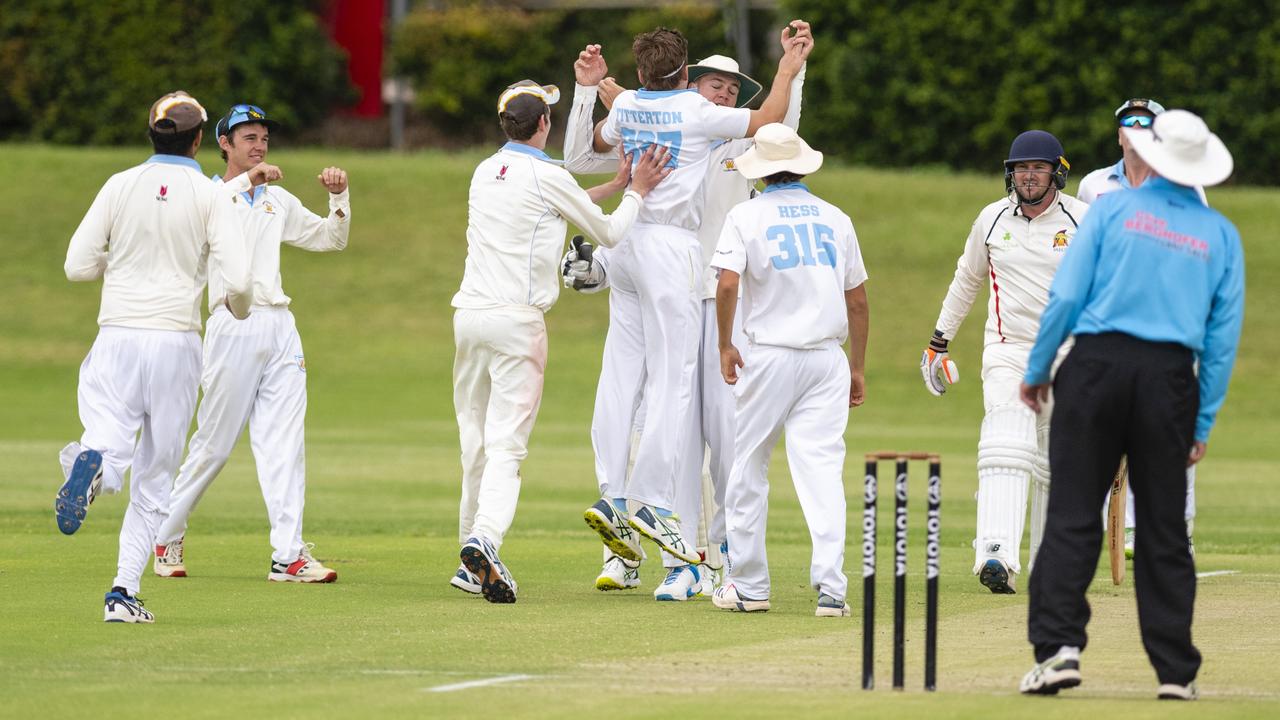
[217,103,277,137]
[1119,114,1154,128]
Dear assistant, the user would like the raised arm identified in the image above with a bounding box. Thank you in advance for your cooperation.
[567,45,623,174]
[745,21,813,137]
[282,168,351,252]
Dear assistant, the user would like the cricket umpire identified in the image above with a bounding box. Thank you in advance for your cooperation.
[1018,110,1244,699]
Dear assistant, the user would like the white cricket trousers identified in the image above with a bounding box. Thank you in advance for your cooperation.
[661,297,744,568]
[156,306,309,564]
[453,306,547,548]
[73,326,201,595]
[591,224,701,510]
[725,341,851,601]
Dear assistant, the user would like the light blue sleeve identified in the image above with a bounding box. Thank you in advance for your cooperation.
[1024,196,1108,384]
[1194,223,1246,441]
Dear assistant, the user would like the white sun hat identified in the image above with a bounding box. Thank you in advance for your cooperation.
[1123,109,1233,187]
[733,123,823,180]
[687,55,762,108]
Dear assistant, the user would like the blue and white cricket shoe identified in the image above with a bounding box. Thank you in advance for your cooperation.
[460,536,517,604]
[979,558,1017,594]
[654,564,701,601]
[627,501,700,564]
[104,588,154,623]
[449,564,482,595]
[584,498,645,563]
[55,449,103,535]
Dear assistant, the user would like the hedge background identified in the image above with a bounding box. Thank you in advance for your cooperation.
[0,0,353,145]
[2,0,1277,184]
[782,0,1280,184]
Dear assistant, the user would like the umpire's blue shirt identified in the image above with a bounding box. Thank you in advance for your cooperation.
[1025,177,1245,442]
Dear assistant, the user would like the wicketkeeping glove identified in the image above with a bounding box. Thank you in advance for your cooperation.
[920,331,959,396]
[562,236,606,292]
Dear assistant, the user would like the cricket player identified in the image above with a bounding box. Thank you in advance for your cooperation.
[1019,109,1241,700]
[450,80,670,604]
[920,130,1089,594]
[579,24,811,581]
[708,123,868,615]
[152,103,350,583]
[56,91,255,622]
[563,30,809,600]
[1078,97,1203,558]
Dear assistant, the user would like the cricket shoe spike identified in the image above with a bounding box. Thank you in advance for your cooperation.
[1020,646,1082,695]
[815,592,851,617]
[979,558,1017,594]
[1157,681,1199,700]
[154,538,187,577]
[596,554,641,591]
[450,564,482,595]
[104,588,154,624]
[626,501,700,564]
[711,583,770,613]
[460,536,517,604]
[55,449,103,535]
[584,498,645,563]
[654,564,701,601]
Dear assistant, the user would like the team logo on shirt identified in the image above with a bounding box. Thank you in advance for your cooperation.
[156,185,168,202]
[263,201,275,214]
[1052,230,1070,251]
[295,354,306,372]
[722,158,738,172]
[496,165,509,181]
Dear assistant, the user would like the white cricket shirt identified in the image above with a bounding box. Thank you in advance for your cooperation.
[207,173,350,310]
[600,89,750,231]
[711,183,867,349]
[934,192,1090,346]
[566,64,806,299]
[453,143,643,312]
[65,154,252,331]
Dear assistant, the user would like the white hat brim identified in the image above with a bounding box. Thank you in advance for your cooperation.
[733,140,823,180]
[687,64,762,108]
[1123,126,1233,187]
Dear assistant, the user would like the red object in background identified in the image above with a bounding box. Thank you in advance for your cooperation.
[325,0,386,117]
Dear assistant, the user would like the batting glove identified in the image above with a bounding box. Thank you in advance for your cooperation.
[920,332,959,396]
[562,245,606,293]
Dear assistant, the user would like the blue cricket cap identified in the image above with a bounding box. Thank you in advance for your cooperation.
[216,103,280,138]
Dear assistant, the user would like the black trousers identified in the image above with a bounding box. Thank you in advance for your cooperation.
[1028,332,1201,685]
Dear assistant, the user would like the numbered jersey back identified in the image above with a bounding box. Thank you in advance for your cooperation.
[601,89,750,231]
[711,185,868,349]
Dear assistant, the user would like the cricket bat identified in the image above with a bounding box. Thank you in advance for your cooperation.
[1108,457,1129,585]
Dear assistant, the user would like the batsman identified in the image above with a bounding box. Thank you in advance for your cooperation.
[920,130,1089,593]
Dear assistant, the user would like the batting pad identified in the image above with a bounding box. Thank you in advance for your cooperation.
[974,404,1038,573]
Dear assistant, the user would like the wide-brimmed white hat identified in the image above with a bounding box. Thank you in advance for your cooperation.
[733,123,823,179]
[1123,109,1233,187]
[687,55,762,108]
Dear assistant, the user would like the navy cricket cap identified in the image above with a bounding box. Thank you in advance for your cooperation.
[216,103,280,138]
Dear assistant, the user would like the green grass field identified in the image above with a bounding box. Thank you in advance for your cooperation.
[1,143,1277,718]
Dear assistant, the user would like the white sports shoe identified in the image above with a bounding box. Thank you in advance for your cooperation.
[153,538,186,578]
[460,536,517,604]
[627,501,700,564]
[596,554,641,591]
[1157,681,1199,700]
[815,592,851,617]
[104,589,154,623]
[1020,646,1082,695]
[711,583,770,613]
[450,564,482,594]
[654,564,701,601]
[584,498,646,563]
[269,543,338,583]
